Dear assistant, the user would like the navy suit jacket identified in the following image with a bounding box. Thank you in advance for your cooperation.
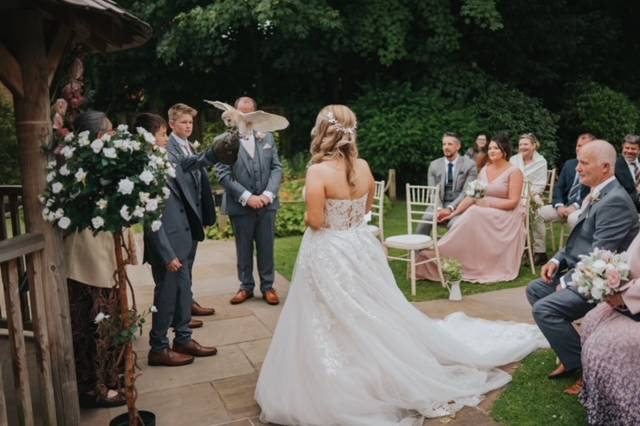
[615,156,640,212]
[553,159,590,207]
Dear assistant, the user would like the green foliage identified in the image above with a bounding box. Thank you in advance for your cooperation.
[0,98,19,184]
[563,81,640,147]
[460,0,503,31]
[206,220,235,240]
[275,202,306,237]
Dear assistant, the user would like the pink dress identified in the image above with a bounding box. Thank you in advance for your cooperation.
[579,233,640,425]
[416,166,525,283]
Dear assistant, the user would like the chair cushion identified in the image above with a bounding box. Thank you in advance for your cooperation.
[367,225,380,236]
[384,234,433,250]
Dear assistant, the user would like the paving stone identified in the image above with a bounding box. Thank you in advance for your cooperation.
[213,372,260,419]
[238,338,271,367]
[193,316,271,347]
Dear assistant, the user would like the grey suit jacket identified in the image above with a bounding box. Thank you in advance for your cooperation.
[427,155,478,209]
[143,140,219,266]
[215,131,283,216]
[554,179,639,285]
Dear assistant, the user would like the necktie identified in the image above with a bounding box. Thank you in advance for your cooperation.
[447,162,453,185]
[630,162,640,185]
[568,172,581,203]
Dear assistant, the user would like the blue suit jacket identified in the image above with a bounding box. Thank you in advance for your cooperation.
[553,159,590,207]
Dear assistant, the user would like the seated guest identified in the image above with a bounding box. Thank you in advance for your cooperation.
[510,133,549,265]
[64,111,137,408]
[615,134,640,211]
[526,140,639,393]
[416,134,525,283]
[416,132,477,235]
[579,231,640,425]
[465,131,490,162]
[137,113,222,366]
[539,133,593,230]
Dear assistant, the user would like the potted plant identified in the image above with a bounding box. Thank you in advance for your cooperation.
[41,124,173,425]
[441,258,463,301]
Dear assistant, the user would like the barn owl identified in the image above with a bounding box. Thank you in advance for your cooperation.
[204,100,289,136]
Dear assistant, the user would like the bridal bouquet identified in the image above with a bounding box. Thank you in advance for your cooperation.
[464,180,487,199]
[571,248,631,302]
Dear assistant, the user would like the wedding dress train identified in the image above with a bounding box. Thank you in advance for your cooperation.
[255,195,548,425]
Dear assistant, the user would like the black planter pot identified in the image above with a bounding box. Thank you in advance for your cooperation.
[109,410,156,426]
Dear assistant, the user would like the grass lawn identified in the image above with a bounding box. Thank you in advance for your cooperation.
[492,350,588,425]
[275,200,541,302]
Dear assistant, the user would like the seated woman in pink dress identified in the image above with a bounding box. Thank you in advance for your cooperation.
[579,232,640,425]
[416,135,525,283]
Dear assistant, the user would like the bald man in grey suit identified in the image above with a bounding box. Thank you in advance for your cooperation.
[526,140,639,387]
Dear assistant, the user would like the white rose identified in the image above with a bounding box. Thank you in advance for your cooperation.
[120,205,132,221]
[117,178,134,195]
[93,312,110,324]
[130,141,141,151]
[78,135,90,147]
[96,198,108,209]
[46,171,56,182]
[91,216,105,229]
[51,182,63,194]
[58,216,71,229]
[41,208,50,221]
[54,208,64,219]
[145,197,159,212]
[59,164,70,176]
[162,187,171,199]
[90,139,104,153]
[102,147,117,159]
[113,139,124,150]
[47,160,57,169]
[136,126,148,136]
[151,220,162,232]
[117,124,129,132]
[139,192,150,202]
[61,145,75,159]
[133,206,145,218]
[74,168,87,182]
[166,165,176,178]
[139,170,154,185]
[46,198,53,207]
[150,305,158,313]
[64,133,75,142]
[78,130,90,140]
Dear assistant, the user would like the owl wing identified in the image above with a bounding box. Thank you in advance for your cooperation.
[243,110,289,133]
[203,100,234,112]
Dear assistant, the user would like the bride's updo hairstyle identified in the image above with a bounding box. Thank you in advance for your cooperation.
[310,105,359,187]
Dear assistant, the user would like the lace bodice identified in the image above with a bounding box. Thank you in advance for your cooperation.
[323,194,368,230]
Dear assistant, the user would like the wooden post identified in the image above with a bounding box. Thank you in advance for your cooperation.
[113,232,139,426]
[0,357,7,426]
[387,169,397,201]
[9,10,79,424]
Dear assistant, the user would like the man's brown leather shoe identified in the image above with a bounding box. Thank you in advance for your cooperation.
[173,339,218,357]
[263,289,280,305]
[230,290,254,305]
[148,349,194,367]
[548,363,578,379]
[188,319,203,329]
[191,302,215,316]
[563,378,584,396]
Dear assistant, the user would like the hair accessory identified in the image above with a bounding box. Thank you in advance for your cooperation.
[326,112,357,135]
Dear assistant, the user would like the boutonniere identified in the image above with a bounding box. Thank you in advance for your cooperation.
[591,189,601,203]
[191,140,200,151]
[255,131,266,141]
[262,143,273,150]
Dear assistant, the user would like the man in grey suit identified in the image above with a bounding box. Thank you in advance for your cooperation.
[216,97,283,305]
[417,132,477,234]
[526,140,639,387]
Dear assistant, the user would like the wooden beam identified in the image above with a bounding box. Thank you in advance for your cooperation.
[10,10,80,424]
[0,234,44,264]
[48,25,73,88]
[0,43,23,98]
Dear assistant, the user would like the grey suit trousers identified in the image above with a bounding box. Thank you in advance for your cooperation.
[149,243,196,352]
[231,209,276,293]
[526,279,595,370]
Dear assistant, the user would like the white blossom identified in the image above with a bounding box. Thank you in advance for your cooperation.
[133,206,145,218]
[51,182,63,194]
[101,132,112,141]
[96,198,108,210]
[46,198,53,207]
[139,170,154,185]
[74,168,87,182]
[120,205,132,221]
[47,160,57,169]
[59,164,70,176]
[166,165,176,178]
[90,139,104,153]
[117,124,129,132]
[145,197,159,212]
[78,130,90,140]
[117,178,134,195]
[113,139,124,149]
[61,145,75,159]
[64,133,75,142]
[78,134,90,147]
[150,305,158,313]
[91,216,105,229]
[139,192,150,202]
[162,187,171,199]
[151,220,162,232]
[143,132,155,144]
[192,140,200,149]
[46,171,56,183]
[54,208,64,219]
[58,216,71,229]
[102,147,117,159]
[94,312,110,323]
[130,141,141,151]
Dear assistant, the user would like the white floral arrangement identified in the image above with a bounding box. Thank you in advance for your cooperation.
[571,248,631,302]
[464,180,487,199]
[41,125,174,233]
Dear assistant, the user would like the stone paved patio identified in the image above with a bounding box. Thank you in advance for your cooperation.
[78,239,538,426]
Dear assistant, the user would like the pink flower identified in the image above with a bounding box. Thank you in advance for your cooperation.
[607,269,622,290]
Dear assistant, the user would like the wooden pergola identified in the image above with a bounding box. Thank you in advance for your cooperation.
[0,1,150,424]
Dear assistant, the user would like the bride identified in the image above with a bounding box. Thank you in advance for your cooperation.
[255,105,548,425]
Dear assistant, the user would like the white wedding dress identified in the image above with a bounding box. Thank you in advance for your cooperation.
[255,194,548,425]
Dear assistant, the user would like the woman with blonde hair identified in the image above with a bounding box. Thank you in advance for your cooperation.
[510,133,549,265]
[254,106,547,425]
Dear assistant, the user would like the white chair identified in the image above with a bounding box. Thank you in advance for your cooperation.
[367,180,385,242]
[522,180,536,275]
[384,184,444,296]
[543,169,557,251]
